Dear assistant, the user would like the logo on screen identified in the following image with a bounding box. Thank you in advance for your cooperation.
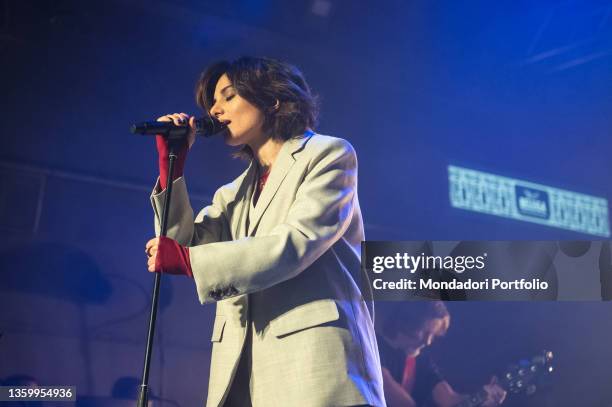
[516,186,549,219]
[449,165,610,237]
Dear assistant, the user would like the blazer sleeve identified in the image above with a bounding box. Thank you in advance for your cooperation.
[189,138,358,304]
[150,177,229,246]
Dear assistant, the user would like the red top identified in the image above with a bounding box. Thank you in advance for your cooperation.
[253,167,271,205]
[402,356,417,393]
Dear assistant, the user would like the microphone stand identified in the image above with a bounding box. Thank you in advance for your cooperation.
[137,125,189,407]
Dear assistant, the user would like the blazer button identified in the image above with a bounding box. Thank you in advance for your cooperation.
[208,289,221,300]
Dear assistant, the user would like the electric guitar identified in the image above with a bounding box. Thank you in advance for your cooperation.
[454,350,554,407]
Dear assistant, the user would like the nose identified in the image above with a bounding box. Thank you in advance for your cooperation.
[209,102,223,119]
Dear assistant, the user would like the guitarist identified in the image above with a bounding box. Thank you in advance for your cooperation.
[376,301,506,407]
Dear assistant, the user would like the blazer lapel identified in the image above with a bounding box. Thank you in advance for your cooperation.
[247,135,311,236]
[232,161,256,239]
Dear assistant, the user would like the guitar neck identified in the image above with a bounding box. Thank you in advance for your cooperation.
[447,350,553,407]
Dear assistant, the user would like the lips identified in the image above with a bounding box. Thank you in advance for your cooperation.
[218,120,231,137]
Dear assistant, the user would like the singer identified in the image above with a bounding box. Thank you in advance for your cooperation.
[144,57,385,407]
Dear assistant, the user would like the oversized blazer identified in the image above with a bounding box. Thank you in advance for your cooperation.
[151,133,386,407]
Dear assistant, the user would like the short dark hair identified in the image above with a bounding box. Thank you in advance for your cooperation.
[195,57,319,159]
[379,300,450,338]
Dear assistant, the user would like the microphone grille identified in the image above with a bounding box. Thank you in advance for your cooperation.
[195,117,226,137]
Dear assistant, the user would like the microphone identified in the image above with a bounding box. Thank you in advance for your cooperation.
[130,116,226,138]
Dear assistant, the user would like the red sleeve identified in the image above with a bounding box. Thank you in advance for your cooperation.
[155,236,193,277]
[156,135,189,190]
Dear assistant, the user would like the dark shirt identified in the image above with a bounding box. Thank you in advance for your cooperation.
[377,334,445,407]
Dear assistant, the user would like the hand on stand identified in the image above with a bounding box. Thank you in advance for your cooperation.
[145,236,193,278]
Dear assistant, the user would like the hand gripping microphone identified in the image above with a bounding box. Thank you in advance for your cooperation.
[131,116,226,138]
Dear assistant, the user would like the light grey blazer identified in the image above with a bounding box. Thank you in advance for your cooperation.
[151,133,386,407]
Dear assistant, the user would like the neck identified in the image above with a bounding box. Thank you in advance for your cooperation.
[249,136,284,170]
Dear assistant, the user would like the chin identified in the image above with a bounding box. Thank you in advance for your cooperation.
[223,132,243,147]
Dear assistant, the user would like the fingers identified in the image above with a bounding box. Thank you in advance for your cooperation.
[145,237,159,252]
[498,390,507,404]
[156,112,192,126]
[156,113,192,125]
[145,238,160,273]
[175,113,189,126]
[156,115,172,122]
[488,376,506,402]
[155,113,196,149]
[483,383,507,406]
[147,254,156,272]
